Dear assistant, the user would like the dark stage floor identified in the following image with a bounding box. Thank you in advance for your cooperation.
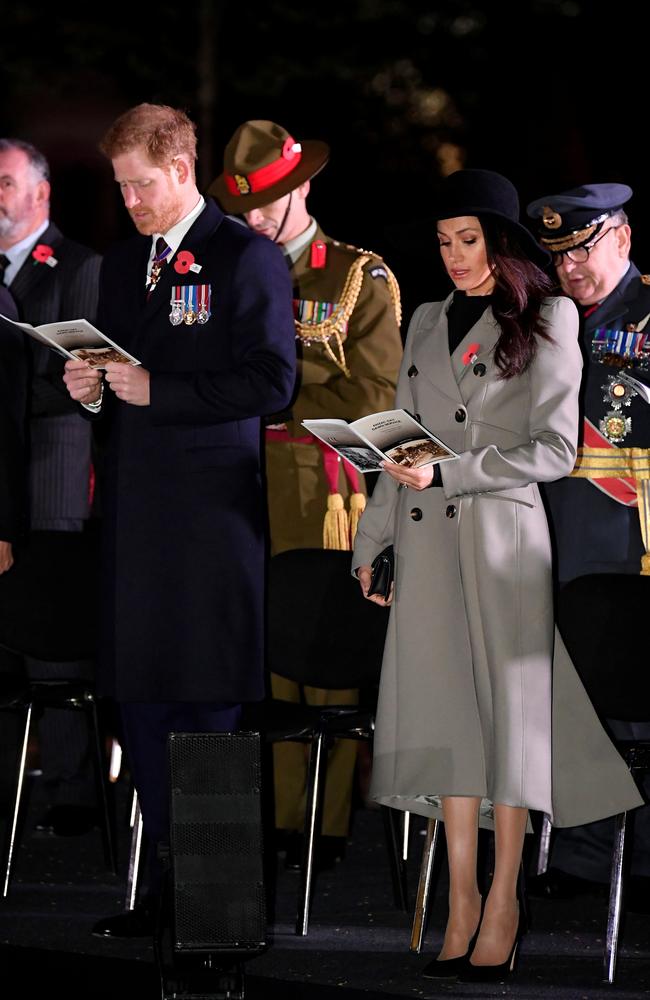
[1,775,649,999]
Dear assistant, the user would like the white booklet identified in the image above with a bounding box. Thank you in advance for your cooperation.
[302,408,459,474]
[0,314,141,368]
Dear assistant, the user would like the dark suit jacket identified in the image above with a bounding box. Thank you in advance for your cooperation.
[95,199,296,702]
[7,223,101,529]
[9,223,101,416]
[0,286,27,544]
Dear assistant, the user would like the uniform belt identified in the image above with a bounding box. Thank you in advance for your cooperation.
[265,427,365,548]
[569,418,650,573]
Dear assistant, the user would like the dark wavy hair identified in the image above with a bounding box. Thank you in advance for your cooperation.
[479,215,554,379]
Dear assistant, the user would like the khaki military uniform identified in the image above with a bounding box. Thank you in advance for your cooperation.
[268,224,403,837]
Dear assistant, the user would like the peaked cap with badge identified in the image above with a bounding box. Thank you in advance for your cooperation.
[527,181,650,579]
[526,183,633,254]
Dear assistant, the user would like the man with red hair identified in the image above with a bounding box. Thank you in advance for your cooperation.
[64,103,296,937]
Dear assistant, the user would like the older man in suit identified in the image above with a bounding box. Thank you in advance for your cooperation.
[525,183,650,910]
[0,139,102,836]
[63,103,296,937]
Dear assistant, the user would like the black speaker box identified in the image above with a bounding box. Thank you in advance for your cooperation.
[168,732,266,954]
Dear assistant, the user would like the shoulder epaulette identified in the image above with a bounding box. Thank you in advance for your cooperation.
[329,241,402,327]
[294,241,401,378]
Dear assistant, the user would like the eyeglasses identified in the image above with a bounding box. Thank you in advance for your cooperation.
[552,225,619,266]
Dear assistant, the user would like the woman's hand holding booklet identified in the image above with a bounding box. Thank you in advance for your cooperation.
[302,408,458,474]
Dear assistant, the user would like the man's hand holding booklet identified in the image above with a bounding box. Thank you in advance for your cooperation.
[302,408,458,474]
[0,314,140,368]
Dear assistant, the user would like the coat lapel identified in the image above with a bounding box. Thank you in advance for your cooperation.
[412,293,499,405]
[451,307,500,401]
[411,293,464,405]
[9,222,63,301]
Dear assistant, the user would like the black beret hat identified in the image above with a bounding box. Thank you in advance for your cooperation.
[526,183,633,253]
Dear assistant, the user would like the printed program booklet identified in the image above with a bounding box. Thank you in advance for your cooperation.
[302,408,459,474]
[0,314,141,368]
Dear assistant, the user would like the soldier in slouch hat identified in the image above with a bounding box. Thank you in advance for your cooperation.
[210,119,403,864]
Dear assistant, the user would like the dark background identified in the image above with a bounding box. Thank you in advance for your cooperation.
[0,0,642,318]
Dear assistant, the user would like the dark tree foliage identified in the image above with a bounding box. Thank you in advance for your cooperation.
[0,1,645,310]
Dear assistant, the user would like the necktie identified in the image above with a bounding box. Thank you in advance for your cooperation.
[0,253,10,286]
[147,237,170,299]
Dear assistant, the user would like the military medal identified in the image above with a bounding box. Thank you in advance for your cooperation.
[592,325,650,369]
[600,411,632,443]
[183,284,196,325]
[147,241,172,293]
[197,284,209,324]
[293,299,349,344]
[599,373,638,442]
[169,298,183,326]
[603,374,636,408]
[169,284,211,326]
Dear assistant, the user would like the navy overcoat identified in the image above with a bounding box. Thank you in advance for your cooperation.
[95,200,296,702]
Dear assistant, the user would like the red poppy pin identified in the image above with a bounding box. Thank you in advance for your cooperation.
[32,244,58,268]
[174,251,200,275]
[462,342,481,366]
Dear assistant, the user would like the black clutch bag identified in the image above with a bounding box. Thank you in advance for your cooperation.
[367,545,394,600]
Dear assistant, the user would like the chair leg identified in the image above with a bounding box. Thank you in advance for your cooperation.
[536,812,552,875]
[87,696,117,873]
[3,703,32,898]
[604,811,627,985]
[402,810,410,862]
[295,731,327,936]
[410,817,440,953]
[381,805,408,911]
[126,792,144,912]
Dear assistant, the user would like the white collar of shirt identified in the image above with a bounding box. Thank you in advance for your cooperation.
[282,217,317,266]
[148,195,205,272]
[4,219,50,287]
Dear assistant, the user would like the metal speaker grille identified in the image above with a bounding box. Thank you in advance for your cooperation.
[168,732,266,952]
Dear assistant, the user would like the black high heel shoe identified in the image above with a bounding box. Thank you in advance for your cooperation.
[421,912,483,980]
[459,908,523,983]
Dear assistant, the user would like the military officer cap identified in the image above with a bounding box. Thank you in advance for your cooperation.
[526,183,633,254]
[209,120,330,214]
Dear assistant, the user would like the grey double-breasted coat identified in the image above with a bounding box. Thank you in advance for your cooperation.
[352,294,643,828]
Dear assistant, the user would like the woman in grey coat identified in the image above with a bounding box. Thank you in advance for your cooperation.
[353,170,643,982]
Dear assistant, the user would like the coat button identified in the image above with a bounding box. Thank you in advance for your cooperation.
[446,505,456,518]
[408,364,419,378]
[473,362,486,377]
[409,507,423,521]
[454,408,466,423]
